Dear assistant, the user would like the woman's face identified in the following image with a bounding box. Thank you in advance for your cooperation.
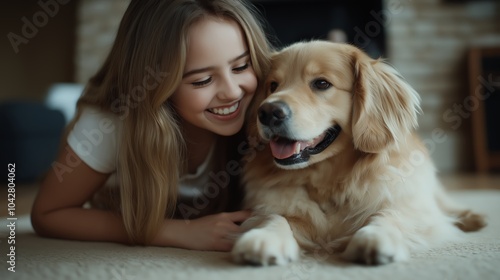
[171,17,257,137]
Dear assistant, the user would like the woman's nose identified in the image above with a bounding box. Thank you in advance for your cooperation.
[217,74,241,101]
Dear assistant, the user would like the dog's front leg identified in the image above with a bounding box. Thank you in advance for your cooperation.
[231,214,300,266]
[341,216,410,265]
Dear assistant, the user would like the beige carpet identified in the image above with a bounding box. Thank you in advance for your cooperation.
[1,189,500,280]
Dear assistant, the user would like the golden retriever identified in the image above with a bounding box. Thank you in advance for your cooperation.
[231,40,487,266]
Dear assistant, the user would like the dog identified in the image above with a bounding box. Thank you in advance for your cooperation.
[231,40,487,266]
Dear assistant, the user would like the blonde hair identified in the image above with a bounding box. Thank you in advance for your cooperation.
[70,0,272,245]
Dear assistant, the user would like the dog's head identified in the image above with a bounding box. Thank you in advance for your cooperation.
[253,41,421,169]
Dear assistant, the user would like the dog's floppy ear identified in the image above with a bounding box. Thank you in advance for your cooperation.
[351,50,421,153]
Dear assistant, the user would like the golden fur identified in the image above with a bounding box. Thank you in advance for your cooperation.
[232,41,486,265]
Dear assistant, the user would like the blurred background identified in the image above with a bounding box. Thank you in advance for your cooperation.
[1,0,499,187]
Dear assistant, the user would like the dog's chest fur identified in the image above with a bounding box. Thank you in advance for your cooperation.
[244,147,392,240]
[300,153,362,212]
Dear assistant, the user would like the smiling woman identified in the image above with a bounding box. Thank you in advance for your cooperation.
[30,0,273,252]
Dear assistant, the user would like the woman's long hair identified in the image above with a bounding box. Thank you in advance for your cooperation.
[67,0,272,245]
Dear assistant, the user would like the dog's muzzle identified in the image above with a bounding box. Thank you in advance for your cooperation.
[257,101,342,167]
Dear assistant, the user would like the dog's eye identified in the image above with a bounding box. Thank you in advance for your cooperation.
[311,79,332,90]
[269,81,279,93]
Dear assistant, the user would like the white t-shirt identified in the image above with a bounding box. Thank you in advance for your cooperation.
[67,107,221,217]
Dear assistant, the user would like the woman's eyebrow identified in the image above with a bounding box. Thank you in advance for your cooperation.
[183,51,249,79]
[228,50,249,63]
[183,66,214,79]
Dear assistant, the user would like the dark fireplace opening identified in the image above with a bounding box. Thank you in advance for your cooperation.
[252,0,386,58]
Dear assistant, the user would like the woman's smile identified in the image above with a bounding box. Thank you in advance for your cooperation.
[206,101,241,120]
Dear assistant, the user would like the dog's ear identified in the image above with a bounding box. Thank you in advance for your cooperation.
[351,50,421,153]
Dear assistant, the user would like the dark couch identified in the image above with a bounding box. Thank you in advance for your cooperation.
[0,101,65,183]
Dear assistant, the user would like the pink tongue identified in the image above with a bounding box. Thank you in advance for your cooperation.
[269,132,327,159]
[270,140,298,159]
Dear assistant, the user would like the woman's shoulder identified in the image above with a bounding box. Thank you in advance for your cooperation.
[72,105,123,136]
[67,105,120,173]
[78,106,120,129]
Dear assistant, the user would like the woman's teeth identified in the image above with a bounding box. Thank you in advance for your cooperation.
[209,102,239,115]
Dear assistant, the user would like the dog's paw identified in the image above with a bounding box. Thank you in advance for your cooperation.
[341,226,408,265]
[455,210,487,232]
[231,228,300,266]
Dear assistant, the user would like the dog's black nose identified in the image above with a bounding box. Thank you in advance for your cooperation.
[258,101,291,127]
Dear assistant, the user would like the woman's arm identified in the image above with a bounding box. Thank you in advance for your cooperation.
[32,145,251,250]
[154,210,251,251]
[31,145,131,244]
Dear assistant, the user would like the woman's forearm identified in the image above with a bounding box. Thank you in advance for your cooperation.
[32,208,131,244]
[32,207,245,251]
[32,207,192,247]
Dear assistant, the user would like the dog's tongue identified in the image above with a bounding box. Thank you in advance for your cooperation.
[270,139,298,159]
[270,133,327,159]
[270,138,313,159]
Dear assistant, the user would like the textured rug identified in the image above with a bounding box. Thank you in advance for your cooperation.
[1,189,499,280]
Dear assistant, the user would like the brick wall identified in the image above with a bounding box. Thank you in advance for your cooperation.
[75,0,500,172]
[75,0,129,84]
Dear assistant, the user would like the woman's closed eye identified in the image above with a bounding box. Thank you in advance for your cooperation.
[190,62,250,87]
[232,63,249,73]
[192,77,212,87]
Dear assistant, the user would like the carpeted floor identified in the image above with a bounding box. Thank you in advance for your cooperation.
[1,189,500,280]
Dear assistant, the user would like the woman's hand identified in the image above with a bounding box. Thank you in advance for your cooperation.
[155,210,252,251]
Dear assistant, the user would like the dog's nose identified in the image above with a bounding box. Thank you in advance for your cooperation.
[258,101,291,127]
